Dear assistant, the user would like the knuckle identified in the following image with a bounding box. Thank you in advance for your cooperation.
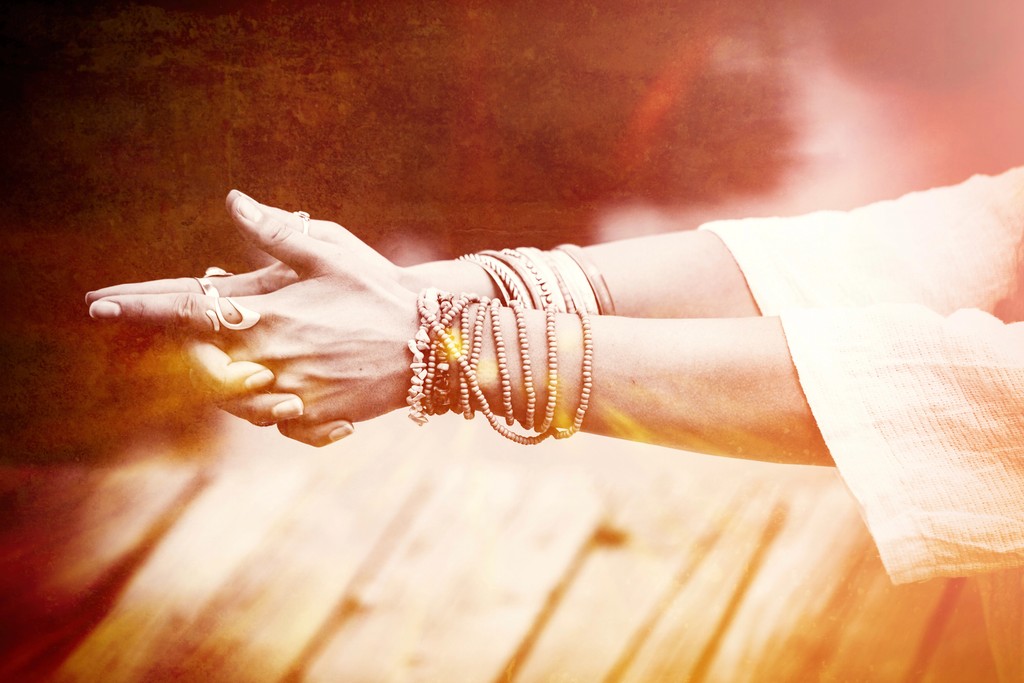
[173,294,200,323]
[265,219,293,245]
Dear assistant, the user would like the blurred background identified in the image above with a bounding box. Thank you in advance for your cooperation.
[2,0,1023,461]
[1,1,1023,681]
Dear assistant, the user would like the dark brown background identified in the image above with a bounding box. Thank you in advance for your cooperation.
[2,0,1022,462]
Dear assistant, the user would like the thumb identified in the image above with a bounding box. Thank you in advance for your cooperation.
[226,190,323,275]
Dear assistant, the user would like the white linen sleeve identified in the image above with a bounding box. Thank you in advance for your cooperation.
[701,167,1024,316]
[700,167,1024,583]
[782,305,1024,583]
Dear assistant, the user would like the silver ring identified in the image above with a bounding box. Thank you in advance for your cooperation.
[205,296,261,332]
[293,210,310,236]
[194,266,234,297]
[204,267,233,277]
[195,277,220,297]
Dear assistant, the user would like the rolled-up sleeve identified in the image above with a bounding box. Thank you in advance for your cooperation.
[701,167,1024,583]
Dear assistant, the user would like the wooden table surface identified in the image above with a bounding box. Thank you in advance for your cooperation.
[0,413,999,682]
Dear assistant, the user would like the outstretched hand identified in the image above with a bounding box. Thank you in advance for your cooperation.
[87,191,419,446]
[85,191,396,305]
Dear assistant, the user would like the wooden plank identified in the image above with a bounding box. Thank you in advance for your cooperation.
[810,569,948,682]
[613,472,790,683]
[508,455,762,683]
[918,578,999,683]
[42,452,206,599]
[974,568,1023,683]
[700,469,956,683]
[140,420,431,682]
[0,452,202,681]
[698,470,875,683]
[54,415,426,683]
[301,455,603,683]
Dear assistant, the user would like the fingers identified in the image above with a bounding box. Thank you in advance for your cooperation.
[210,392,355,445]
[86,277,207,305]
[85,267,286,305]
[226,190,326,276]
[88,291,259,333]
[183,340,355,442]
[185,341,275,394]
[278,417,355,447]
[219,393,306,426]
[181,341,304,426]
[224,190,349,247]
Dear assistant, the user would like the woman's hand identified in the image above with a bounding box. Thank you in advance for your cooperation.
[88,191,420,446]
[85,192,396,304]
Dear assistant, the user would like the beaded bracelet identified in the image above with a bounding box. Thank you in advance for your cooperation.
[556,309,593,438]
[421,292,554,445]
[407,289,594,445]
[533,248,578,314]
[479,250,548,310]
[490,298,515,425]
[501,248,566,312]
[511,299,538,431]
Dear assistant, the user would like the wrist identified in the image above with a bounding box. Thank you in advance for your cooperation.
[400,260,500,299]
[385,287,429,415]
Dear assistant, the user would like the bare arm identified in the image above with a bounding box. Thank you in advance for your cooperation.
[467,306,827,464]
[402,230,761,320]
[586,231,762,318]
[90,194,825,462]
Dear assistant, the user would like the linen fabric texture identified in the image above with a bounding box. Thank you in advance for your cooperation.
[701,166,1024,585]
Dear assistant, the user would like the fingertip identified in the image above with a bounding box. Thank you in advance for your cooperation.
[225,189,253,214]
[328,422,355,443]
[89,300,121,319]
[244,369,275,390]
[229,192,263,224]
[271,396,304,420]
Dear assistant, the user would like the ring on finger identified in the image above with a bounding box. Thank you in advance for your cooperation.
[293,210,310,236]
[205,295,261,332]
[195,266,234,297]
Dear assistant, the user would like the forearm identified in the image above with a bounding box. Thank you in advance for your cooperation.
[582,315,827,463]
[402,259,502,302]
[402,229,760,319]
[584,230,761,318]
[446,306,830,465]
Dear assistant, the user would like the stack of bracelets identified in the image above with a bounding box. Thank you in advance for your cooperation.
[406,245,615,445]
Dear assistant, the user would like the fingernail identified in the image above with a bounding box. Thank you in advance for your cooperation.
[272,397,304,420]
[84,291,94,304]
[235,195,262,223]
[244,369,275,390]
[328,423,354,442]
[89,300,121,319]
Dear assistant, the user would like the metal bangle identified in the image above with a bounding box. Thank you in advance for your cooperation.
[553,244,615,316]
